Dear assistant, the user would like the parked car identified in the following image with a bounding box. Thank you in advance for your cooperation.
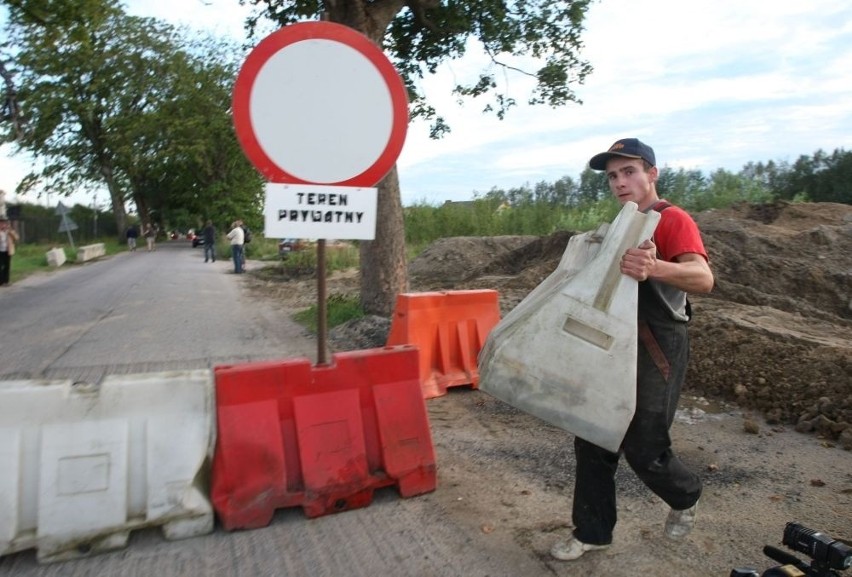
[192,235,204,248]
[278,238,303,259]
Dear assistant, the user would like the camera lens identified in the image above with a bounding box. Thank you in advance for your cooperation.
[783,522,852,570]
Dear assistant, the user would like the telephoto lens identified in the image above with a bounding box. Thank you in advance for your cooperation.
[783,522,852,570]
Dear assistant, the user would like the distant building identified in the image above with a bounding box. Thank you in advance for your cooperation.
[442,200,476,210]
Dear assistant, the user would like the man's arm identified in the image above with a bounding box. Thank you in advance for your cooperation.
[621,240,714,294]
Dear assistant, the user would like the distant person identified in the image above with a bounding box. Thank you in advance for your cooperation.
[227,220,244,274]
[144,224,156,252]
[550,138,714,562]
[125,224,139,252]
[202,220,216,263]
[237,219,250,267]
[0,216,20,286]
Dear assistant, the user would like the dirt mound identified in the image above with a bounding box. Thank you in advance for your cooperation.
[405,201,852,447]
[409,235,539,288]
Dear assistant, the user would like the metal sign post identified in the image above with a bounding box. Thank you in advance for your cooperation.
[316,240,328,364]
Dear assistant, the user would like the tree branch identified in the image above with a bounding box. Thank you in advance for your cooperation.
[405,0,441,34]
[481,43,536,78]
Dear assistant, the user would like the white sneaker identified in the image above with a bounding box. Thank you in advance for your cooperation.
[665,501,698,540]
[550,537,610,561]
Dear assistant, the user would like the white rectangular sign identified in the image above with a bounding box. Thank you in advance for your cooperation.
[263,183,377,240]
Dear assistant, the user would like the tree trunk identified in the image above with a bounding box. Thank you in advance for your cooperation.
[359,165,409,316]
[328,2,411,317]
[99,162,127,240]
[0,60,25,141]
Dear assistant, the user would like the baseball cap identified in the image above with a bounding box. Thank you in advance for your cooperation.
[589,138,656,170]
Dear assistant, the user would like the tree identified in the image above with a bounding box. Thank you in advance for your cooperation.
[576,166,607,206]
[812,148,852,204]
[111,34,264,232]
[783,148,852,204]
[247,0,593,315]
[2,0,264,237]
[5,1,143,234]
[700,168,771,210]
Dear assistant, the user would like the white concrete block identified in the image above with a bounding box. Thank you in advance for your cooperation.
[45,248,67,267]
[76,243,106,262]
[0,371,215,563]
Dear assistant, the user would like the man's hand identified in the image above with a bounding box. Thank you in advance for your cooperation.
[621,239,657,281]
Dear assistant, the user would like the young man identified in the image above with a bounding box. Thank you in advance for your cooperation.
[551,138,714,561]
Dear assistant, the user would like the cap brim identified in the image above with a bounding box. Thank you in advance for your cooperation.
[589,151,643,171]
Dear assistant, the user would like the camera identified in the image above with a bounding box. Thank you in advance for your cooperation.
[732,522,852,577]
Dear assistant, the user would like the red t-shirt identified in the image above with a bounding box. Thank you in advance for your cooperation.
[651,201,708,263]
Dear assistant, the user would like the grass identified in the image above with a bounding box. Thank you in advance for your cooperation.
[293,294,364,333]
[253,240,363,331]
[9,239,125,284]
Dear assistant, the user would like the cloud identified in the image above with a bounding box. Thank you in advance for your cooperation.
[398,0,852,203]
[2,0,851,209]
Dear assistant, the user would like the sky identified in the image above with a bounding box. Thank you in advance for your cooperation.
[2,0,851,209]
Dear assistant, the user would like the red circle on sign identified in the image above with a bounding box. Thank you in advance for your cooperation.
[232,21,408,187]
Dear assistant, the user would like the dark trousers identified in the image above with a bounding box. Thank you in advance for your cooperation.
[0,251,10,285]
[571,308,702,545]
[231,245,244,274]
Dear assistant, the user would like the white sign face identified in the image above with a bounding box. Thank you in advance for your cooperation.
[263,183,378,240]
[252,40,392,184]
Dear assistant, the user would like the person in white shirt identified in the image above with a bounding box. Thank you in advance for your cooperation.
[226,220,245,274]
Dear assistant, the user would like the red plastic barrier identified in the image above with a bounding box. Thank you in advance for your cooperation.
[385,290,501,399]
[210,346,436,530]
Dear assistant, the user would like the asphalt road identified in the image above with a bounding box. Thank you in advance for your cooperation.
[0,241,547,577]
[0,241,317,384]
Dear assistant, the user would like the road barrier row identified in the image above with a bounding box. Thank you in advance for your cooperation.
[0,291,500,563]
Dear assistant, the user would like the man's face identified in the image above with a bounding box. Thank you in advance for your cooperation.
[605,157,658,209]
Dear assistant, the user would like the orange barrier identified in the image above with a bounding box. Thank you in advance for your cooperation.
[386,290,501,399]
[210,346,436,530]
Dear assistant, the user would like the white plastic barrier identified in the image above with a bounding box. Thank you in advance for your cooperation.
[479,202,660,452]
[76,243,106,262]
[45,247,67,267]
[0,370,215,563]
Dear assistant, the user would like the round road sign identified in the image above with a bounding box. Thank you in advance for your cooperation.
[233,21,409,187]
